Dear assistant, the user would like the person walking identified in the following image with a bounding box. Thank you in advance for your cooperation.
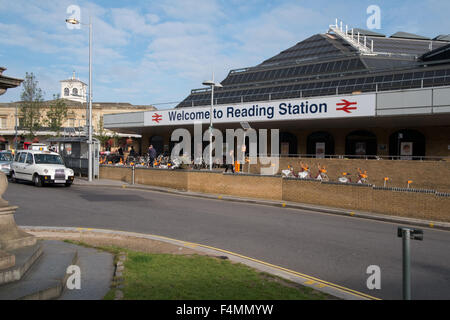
[148,145,156,167]
[118,146,124,163]
[225,150,235,173]
[129,146,136,157]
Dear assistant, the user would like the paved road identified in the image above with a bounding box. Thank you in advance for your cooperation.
[4,182,450,300]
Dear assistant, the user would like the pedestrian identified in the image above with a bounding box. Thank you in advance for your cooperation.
[225,150,235,173]
[129,146,136,158]
[118,146,124,163]
[148,144,156,167]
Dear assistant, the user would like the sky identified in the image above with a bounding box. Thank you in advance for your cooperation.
[0,0,449,109]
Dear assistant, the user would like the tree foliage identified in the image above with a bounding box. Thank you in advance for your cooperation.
[19,72,43,139]
[95,115,110,148]
[45,94,68,135]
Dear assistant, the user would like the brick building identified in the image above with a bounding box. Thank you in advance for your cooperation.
[0,72,156,152]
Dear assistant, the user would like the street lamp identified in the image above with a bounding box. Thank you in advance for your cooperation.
[66,17,94,181]
[202,78,223,170]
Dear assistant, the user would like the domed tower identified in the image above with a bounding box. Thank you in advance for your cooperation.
[60,71,87,103]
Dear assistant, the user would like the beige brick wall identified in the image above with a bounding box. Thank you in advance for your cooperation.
[135,168,188,191]
[254,158,450,192]
[99,166,450,222]
[188,172,282,200]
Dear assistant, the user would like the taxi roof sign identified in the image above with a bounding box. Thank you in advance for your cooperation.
[29,143,49,151]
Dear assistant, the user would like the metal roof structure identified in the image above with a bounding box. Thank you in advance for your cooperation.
[176,21,450,109]
[390,31,431,40]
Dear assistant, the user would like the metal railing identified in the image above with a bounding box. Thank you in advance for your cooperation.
[181,74,450,108]
[272,154,448,161]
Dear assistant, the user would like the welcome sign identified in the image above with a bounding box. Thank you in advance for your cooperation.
[143,94,376,126]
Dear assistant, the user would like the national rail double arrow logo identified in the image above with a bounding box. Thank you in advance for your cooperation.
[152,113,163,123]
[336,99,358,114]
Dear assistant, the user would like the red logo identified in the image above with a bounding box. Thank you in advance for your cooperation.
[336,99,358,113]
[152,113,163,123]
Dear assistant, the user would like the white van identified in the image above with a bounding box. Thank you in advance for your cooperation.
[11,149,75,187]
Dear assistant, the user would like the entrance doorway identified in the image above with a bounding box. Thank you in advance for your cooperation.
[389,129,425,159]
[345,130,377,157]
[307,131,335,158]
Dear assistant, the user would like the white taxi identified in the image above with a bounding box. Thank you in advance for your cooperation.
[11,146,75,187]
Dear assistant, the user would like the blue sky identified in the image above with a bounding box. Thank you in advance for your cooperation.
[1,0,449,109]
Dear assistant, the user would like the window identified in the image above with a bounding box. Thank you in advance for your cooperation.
[68,118,76,127]
[64,88,69,96]
[72,88,78,96]
[0,117,6,129]
[34,154,64,165]
[18,152,27,163]
[26,153,33,165]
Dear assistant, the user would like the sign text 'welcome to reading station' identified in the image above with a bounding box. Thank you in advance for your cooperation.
[144,94,376,126]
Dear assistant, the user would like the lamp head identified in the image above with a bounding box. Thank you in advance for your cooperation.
[66,18,80,25]
[202,80,223,88]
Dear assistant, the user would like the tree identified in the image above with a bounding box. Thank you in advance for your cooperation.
[19,72,44,139]
[95,116,110,150]
[44,94,68,136]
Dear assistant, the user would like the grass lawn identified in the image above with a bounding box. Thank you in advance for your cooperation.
[101,249,331,300]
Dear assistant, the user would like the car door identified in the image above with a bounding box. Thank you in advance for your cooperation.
[22,153,35,181]
[13,152,27,179]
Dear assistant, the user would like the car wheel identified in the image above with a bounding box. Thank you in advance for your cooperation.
[10,171,16,183]
[33,174,43,187]
[65,182,72,187]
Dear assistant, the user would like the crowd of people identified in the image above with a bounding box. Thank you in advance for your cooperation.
[100,145,160,167]
[99,145,246,173]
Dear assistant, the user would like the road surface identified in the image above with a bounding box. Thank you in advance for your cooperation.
[4,182,450,300]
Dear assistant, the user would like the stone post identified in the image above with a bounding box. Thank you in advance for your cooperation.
[0,172,36,270]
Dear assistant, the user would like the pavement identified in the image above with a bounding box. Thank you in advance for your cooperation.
[73,177,450,231]
[5,179,450,300]
[0,240,113,300]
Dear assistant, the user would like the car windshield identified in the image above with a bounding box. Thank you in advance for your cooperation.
[0,153,13,161]
[34,154,64,165]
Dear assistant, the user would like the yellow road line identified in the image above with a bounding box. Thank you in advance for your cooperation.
[136,232,381,300]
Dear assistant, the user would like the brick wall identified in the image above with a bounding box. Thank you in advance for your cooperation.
[251,158,450,192]
[99,166,450,222]
[188,172,282,200]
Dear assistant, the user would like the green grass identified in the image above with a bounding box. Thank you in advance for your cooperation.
[111,251,329,300]
[64,240,331,300]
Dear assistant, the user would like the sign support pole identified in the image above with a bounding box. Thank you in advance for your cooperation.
[402,228,411,300]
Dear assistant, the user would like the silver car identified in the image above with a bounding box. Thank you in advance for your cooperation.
[0,151,13,177]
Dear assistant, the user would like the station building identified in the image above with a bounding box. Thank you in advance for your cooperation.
[104,23,450,160]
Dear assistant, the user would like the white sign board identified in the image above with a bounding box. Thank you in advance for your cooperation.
[144,94,376,126]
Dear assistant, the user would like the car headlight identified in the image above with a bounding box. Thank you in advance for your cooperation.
[1,164,10,169]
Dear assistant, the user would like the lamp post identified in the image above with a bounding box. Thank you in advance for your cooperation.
[202,78,223,170]
[66,17,93,181]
